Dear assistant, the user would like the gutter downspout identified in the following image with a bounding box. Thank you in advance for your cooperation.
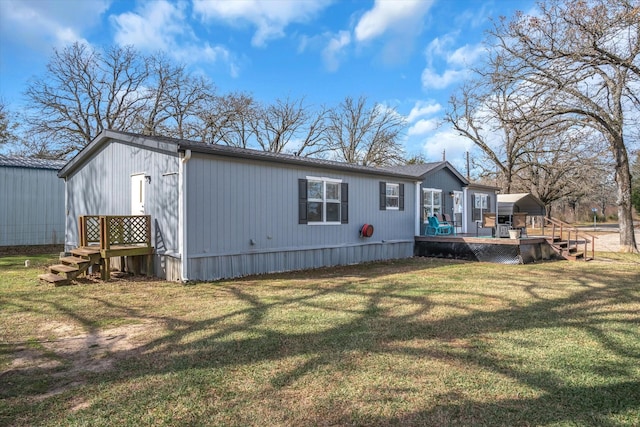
[179,149,191,282]
[415,181,422,236]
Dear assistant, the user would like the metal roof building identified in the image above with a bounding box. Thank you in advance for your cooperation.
[0,155,66,247]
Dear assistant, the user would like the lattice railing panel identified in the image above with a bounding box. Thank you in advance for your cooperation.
[104,215,151,247]
[79,215,101,246]
[85,216,100,244]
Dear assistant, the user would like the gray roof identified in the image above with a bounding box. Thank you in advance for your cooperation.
[497,193,546,216]
[383,161,469,185]
[0,155,66,170]
[60,129,422,180]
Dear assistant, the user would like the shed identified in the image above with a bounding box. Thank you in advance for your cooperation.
[58,130,418,281]
[0,155,66,247]
[497,193,546,217]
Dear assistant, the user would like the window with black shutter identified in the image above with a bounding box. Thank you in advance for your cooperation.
[380,181,404,211]
[298,177,348,224]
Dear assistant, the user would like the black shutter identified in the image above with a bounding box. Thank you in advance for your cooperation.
[341,182,349,224]
[471,194,478,221]
[379,181,386,210]
[298,179,308,224]
[399,183,405,211]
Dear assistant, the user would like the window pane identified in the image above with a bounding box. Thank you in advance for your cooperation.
[308,181,323,200]
[326,182,340,201]
[326,202,340,221]
[433,191,441,206]
[386,197,399,208]
[307,202,323,222]
[423,190,432,206]
[386,183,399,196]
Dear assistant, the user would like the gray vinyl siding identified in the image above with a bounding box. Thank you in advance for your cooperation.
[465,188,498,234]
[184,153,414,280]
[63,140,180,277]
[0,166,65,246]
[420,168,466,226]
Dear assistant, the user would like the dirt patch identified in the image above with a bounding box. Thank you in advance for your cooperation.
[3,321,162,401]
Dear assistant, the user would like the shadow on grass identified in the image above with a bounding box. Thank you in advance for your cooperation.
[2,259,639,425]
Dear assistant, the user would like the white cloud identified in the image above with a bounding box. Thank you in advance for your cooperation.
[406,100,441,122]
[354,0,434,42]
[447,44,485,67]
[111,0,238,76]
[112,0,187,51]
[422,127,474,165]
[0,0,109,51]
[321,31,351,72]
[193,0,332,47]
[421,67,468,90]
[420,34,481,90]
[408,118,438,136]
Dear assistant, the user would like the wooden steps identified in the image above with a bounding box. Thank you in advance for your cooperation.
[39,244,153,285]
[547,238,587,261]
[39,248,100,286]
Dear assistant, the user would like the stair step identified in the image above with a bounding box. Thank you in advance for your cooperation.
[38,273,70,286]
[71,247,101,257]
[49,264,80,274]
[60,256,90,266]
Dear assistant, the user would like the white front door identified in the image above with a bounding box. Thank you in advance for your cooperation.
[131,174,146,214]
[453,191,463,233]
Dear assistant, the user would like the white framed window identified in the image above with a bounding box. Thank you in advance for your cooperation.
[472,193,489,221]
[307,176,342,224]
[385,183,400,210]
[423,188,442,220]
[474,193,488,210]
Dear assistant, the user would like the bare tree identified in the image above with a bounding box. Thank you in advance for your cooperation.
[447,80,551,193]
[483,0,639,252]
[140,54,215,140]
[199,92,258,148]
[519,130,609,217]
[326,96,406,166]
[23,43,215,157]
[251,97,330,156]
[0,100,18,146]
[24,43,148,156]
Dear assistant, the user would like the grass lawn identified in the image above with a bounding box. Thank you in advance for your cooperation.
[1,253,639,426]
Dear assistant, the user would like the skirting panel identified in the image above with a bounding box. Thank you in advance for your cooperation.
[185,242,414,281]
[414,239,555,264]
[156,254,182,281]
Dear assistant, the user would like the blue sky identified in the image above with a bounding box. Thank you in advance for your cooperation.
[0,0,536,168]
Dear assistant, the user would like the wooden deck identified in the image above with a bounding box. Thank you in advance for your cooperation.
[39,215,154,285]
[416,217,596,263]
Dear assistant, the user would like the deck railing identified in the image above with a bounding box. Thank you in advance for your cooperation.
[542,217,597,260]
[79,215,152,250]
[79,215,101,246]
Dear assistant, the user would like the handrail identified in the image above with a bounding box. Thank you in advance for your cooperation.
[79,215,151,251]
[542,217,597,260]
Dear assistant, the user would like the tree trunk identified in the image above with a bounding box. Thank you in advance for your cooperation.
[612,140,638,253]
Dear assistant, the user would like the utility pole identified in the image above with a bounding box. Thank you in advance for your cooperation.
[466,151,470,180]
